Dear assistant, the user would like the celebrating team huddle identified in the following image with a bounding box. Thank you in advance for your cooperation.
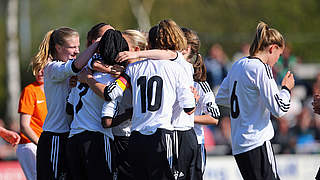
[24,19,294,180]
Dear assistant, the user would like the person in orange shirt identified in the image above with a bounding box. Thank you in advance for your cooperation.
[16,69,47,180]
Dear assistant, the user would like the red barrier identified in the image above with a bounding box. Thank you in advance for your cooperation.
[0,161,26,180]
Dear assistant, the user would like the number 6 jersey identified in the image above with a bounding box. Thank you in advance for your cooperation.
[215,56,291,155]
[105,59,195,135]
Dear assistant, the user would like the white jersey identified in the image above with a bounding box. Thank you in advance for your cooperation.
[101,89,132,137]
[105,59,195,135]
[68,72,115,139]
[194,81,220,144]
[171,52,195,130]
[42,60,77,133]
[216,56,291,155]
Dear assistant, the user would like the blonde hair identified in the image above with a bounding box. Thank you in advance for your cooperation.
[30,27,79,76]
[122,30,148,50]
[156,19,187,51]
[249,21,284,56]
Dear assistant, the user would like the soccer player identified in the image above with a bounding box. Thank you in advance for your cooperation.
[66,29,127,180]
[33,27,98,180]
[215,21,295,180]
[182,27,220,179]
[16,69,47,180]
[100,29,148,180]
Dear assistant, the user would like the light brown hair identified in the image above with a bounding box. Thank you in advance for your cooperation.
[249,21,284,56]
[155,19,187,51]
[181,27,206,82]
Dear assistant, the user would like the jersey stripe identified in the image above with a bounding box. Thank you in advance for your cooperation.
[263,64,272,79]
[199,81,211,93]
[274,94,290,112]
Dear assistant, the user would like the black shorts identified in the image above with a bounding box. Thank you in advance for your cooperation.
[173,128,199,180]
[113,135,134,180]
[129,129,175,180]
[36,131,70,180]
[234,141,280,180]
[66,131,115,180]
[194,144,206,180]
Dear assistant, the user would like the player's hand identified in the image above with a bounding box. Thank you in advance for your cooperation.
[77,68,93,84]
[190,86,200,103]
[69,76,78,88]
[281,71,295,90]
[116,51,139,63]
[1,128,20,146]
[110,65,125,78]
[101,118,112,128]
[313,94,320,115]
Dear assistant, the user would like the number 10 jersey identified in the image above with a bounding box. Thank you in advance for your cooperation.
[106,59,195,135]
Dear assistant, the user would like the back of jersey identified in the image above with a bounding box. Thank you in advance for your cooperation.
[127,59,195,135]
[216,57,290,155]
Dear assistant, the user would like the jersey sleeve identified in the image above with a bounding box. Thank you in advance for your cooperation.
[18,86,35,115]
[87,53,103,70]
[216,73,231,108]
[175,67,195,109]
[104,73,131,101]
[45,60,78,82]
[257,64,290,117]
[101,99,119,118]
[199,82,220,118]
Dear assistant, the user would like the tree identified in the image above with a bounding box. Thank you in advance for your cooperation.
[128,0,154,32]
[6,0,21,125]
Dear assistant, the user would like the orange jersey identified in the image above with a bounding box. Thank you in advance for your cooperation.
[18,81,47,144]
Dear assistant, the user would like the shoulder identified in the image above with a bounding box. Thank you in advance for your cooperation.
[238,57,272,79]
[196,81,212,94]
[22,82,39,93]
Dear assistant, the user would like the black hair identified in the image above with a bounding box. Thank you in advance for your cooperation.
[148,25,158,50]
[87,23,109,47]
[98,29,129,66]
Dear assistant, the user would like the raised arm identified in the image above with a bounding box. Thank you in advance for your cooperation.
[72,41,99,71]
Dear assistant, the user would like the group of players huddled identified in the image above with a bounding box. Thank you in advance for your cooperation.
[30,18,295,180]
[32,20,220,180]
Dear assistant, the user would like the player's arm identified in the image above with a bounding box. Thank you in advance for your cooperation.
[194,82,220,125]
[116,50,177,63]
[259,68,294,117]
[0,127,20,146]
[101,108,133,128]
[194,115,218,125]
[19,113,39,145]
[175,68,196,115]
[77,68,130,101]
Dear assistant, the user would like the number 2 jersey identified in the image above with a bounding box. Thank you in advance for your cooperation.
[68,71,115,139]
[215,56,291,155]
[105,59,195,135]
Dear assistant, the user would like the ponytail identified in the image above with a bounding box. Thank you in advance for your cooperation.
[193,53,207,82]
[249,21,284,56]
[30,30,54,76]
